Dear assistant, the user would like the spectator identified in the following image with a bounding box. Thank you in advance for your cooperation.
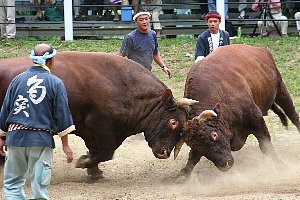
[200,0,208,19]
[141,0,162,38]
[79,0,105,21]
[294,2,300,37]
[295,11,300,37]
[238,0,248,19]
[110,0,122,21]
[295,3,300,37]
[33,0,55,21]
[110,0,139,22]
[118,11,172,78]
[0,0,16,39]
[0,44,75,200]
[208,0,229,19]
[73,0,82,20]
[194,11,230,63]
[131,0,139,16]
[252,0,288,36]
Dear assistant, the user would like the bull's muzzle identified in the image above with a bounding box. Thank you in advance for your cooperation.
[217,159,234,172]
[154,149,169,159]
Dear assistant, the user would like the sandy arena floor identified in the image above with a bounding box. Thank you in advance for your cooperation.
[1,115,300,200]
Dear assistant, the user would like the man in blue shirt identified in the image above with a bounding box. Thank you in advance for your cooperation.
[0,43,75,200]
[119,11,172,78]
[195,11,230,63]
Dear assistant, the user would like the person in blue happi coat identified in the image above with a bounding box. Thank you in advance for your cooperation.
[0,43,75,200]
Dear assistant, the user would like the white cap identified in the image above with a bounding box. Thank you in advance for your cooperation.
[133,12,151,21]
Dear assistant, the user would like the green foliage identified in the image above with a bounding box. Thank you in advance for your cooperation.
[0,36,299,108]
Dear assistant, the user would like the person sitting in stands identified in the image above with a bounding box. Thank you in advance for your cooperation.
[238,0,248,19]
[79,0,105,21]
[110,0,138,22]
[208,0,229,20]
[252,0,288,37]
[131,0,139,16]
[141,0,163,38]
[199,0,208,19]
[295,3,300,37]
[33,0,55,21]
[73,0,81,21]
[110,0,122,22]
[296,11,300,37]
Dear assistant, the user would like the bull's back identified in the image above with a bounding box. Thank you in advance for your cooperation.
[0,52,166,118]
[185,44,280,112]
[0,58,31,102]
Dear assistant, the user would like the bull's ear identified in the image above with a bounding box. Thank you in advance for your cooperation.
[213,103,221,118]
[161,89,176,109]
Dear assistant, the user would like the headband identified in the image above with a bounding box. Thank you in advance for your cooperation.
[205,13,221,21]
[133,12,151,21]
[30,49,57,65]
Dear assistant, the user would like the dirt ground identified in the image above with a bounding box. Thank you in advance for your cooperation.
[1,114,300,200]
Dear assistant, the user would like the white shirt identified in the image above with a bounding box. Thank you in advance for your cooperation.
[211,32,220,51]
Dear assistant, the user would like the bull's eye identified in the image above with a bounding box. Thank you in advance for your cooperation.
[211,132,218,141]
[169,119,179,130]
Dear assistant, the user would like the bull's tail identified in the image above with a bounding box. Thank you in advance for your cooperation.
[274,79,300,132]
[271,103,288,128]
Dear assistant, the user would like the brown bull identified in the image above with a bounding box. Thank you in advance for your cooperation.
[0,52,197,179]
[174,44,300,177]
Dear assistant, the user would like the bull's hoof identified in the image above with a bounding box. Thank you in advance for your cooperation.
[87,166,104,180]
[75,155,90,169]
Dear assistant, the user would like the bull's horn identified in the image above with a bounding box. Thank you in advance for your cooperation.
[174,136,185,160]
[177,98,199,106]
[194,110,217,122]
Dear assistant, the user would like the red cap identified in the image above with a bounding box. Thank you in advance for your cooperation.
[205,13,221,21]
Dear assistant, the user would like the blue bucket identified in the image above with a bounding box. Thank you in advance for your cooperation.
[121,7,132,22]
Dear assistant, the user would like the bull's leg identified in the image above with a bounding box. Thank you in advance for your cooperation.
[87,163,104,180]
[75,135,103,169]
[76,153,104,180]
[252,116,285,169]
[274,81,300,132]
[76,147,114,180]
[74,115,117,179]
[164,150,202,183]
[180,150,202,177]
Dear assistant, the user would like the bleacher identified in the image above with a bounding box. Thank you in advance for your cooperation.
[14,0,299,38]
